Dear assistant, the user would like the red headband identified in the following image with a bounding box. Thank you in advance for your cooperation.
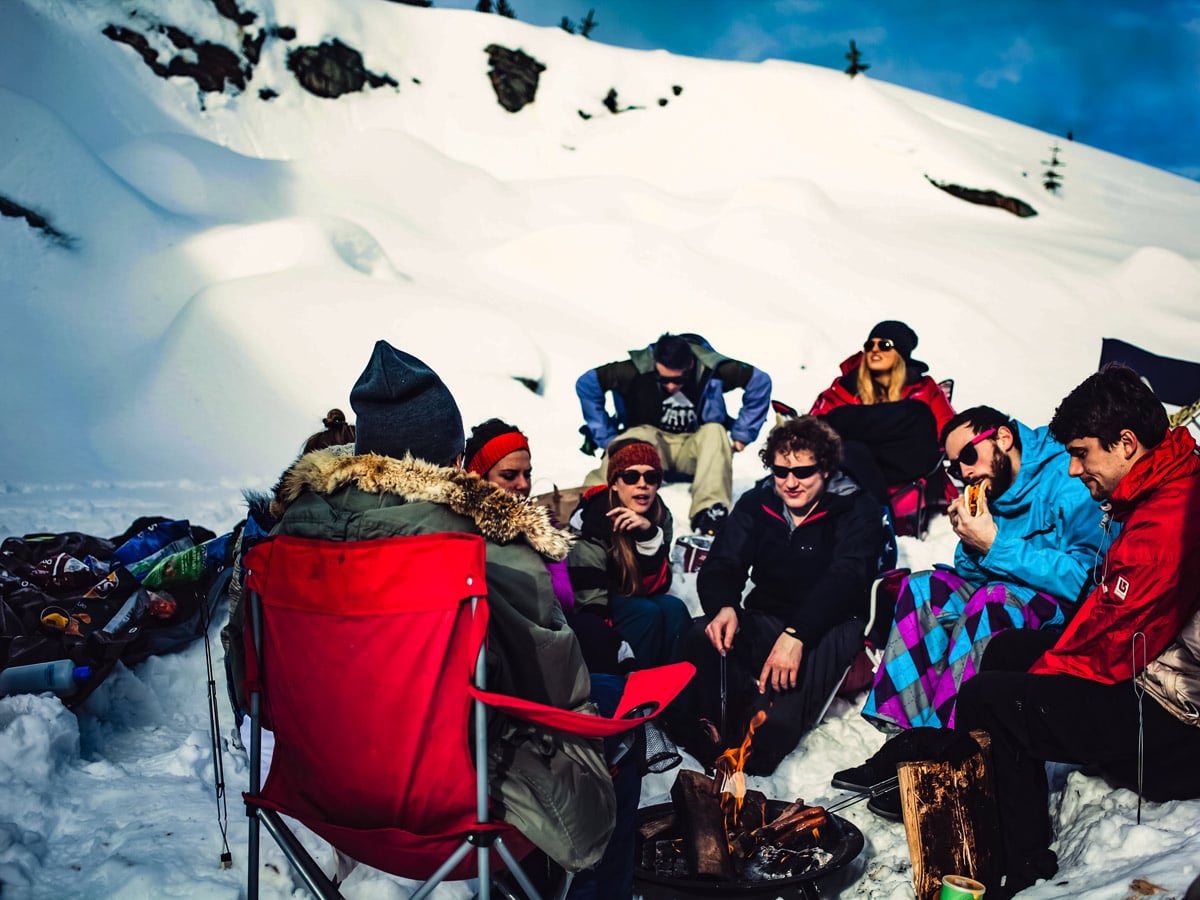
[607,442,663,485]
[466,431,530,477]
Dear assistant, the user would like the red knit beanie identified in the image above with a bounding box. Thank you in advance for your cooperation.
[466,430,530,477]
[607,441,663,485]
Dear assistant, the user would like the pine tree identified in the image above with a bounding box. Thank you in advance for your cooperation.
[496,0,516,17]
[845,39,869,77]
[1042,142,1066,194]
[579,9,597,37]
[559,15,574,33]
[476,0,492,11]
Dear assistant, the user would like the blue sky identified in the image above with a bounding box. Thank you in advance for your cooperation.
[441,0,1200,180]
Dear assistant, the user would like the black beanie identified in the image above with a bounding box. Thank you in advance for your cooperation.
[350,340,464,465]
[867,320,929,376]
[867,320,919,361]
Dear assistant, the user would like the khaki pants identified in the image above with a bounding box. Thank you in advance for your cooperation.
[584,423,732,521]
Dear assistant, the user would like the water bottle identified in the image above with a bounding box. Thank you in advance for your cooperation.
[0,660,93,697]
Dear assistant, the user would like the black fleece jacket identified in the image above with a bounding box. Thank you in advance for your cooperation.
[697,475,882,646]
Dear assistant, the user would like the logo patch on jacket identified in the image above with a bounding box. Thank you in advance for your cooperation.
[1114,575,1130,600]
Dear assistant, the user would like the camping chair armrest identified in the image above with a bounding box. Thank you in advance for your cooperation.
[467,662,694,739]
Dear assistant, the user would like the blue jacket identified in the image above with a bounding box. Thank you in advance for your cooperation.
[954,421,1103,605]
[576,338,772,448]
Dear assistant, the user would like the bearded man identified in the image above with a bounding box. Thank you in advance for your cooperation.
[857,406,1102,734]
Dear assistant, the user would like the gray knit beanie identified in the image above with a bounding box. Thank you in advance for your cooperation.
[350,340,464,464]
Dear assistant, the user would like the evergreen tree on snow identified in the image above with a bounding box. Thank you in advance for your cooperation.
[1042,142,1066,193]
[560,9,597,37]
[496,0,516,17]
[845,39,870,77]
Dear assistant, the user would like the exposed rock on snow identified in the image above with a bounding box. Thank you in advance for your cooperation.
[925,175,1038,217]
[484,44,546,112]
[287,39,398,99]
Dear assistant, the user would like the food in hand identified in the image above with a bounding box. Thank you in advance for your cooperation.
[965,482,984,516]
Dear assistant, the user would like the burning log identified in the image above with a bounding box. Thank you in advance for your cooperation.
[725,789,767,865]
[670,768,735,880]
[636,808,676,843]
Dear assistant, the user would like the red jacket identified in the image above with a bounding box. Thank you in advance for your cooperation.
[1030,427,1200,683]
[809,352,957,438]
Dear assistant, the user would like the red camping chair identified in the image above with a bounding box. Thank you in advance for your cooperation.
[887,379,958,538]
[241,533,693,900]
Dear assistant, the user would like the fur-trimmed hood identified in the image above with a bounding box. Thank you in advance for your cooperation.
[270,446,573,560]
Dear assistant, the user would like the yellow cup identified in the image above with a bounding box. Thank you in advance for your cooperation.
[940,874,986,899]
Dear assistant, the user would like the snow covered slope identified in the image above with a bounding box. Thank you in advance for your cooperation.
[1,1,1199,898]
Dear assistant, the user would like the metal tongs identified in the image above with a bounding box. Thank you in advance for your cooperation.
[825,775,900,815]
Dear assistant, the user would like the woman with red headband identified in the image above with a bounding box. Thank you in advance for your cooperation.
[464,419,625,675]
[567,438,692,669]
[466,420,651,899]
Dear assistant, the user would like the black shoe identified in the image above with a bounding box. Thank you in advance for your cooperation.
[866,786,903,822]
[835,728,979,793]
[691,504,729,535]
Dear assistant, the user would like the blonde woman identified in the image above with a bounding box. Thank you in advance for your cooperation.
[809,320,955,499]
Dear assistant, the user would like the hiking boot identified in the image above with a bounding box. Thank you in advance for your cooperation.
[691,504,729,535]
[831,760,891,793]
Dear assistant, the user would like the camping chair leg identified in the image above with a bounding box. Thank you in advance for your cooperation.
[493,837,548,899]
[816,663,852,724]
[258,808,346,899]
[248,810,260,900]
[409,840,475,900]
[552,871,574,900]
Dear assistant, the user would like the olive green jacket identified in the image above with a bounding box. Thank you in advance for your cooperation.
[261,448,616,871]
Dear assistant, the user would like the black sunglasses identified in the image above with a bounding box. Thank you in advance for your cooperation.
[863,338,896,352]
[943,428,997,481]
[657,374,688,386]
[770,463,821,480]
[615,469,663,486]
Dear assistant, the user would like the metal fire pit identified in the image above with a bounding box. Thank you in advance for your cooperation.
[634,799,864,899]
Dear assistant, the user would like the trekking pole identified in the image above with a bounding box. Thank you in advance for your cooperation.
[202,569,234,868]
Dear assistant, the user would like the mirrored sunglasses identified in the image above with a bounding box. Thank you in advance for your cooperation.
[770,463,820,480]
[943,427,997,481]
[863,338,896,352]
[615,469,663,486]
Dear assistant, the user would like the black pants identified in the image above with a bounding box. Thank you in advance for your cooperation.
[670,610,864,775]
[955,630,1200,893]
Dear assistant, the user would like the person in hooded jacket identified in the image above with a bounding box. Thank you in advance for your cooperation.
[266,341,616,877]
[810,320,955,502]
[464,418,625,676]
[858,405,1103,734]
[667,416,883,776]
[954,364,1200,899]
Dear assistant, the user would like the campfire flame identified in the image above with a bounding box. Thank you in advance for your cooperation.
[718,710,767,839]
